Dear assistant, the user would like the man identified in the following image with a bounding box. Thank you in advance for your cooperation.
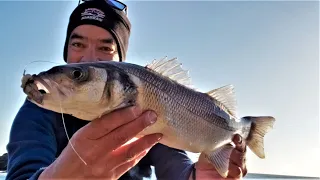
[6,0,247,179]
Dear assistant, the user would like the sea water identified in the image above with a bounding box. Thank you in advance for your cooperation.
[0,173,6,180]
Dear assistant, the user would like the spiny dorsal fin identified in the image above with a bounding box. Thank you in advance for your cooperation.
[145,56,194,89]
[206,84,238,118]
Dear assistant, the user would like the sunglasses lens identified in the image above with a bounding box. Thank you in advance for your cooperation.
[79,0,127,14]
[106,0,126,11]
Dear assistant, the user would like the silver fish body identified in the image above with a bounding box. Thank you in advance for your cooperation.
[112,61,252,152]
[21,57,276,178]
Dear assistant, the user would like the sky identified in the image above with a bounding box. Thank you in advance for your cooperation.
[0,0,319,178]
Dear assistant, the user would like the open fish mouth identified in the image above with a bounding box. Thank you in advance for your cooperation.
[34,77,51,94]
[21,74,52,104]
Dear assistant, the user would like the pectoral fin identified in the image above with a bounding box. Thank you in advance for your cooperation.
[204,144,234,178]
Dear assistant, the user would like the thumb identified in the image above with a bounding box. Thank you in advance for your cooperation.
[232,134,246,152]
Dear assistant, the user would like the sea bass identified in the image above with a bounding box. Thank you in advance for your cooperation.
[21,57,276,178]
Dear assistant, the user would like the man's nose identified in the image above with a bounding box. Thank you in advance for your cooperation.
[80,47,99,62]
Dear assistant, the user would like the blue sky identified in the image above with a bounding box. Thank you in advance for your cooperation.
[0,0,319,177]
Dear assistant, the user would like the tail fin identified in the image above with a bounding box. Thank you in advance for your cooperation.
[244,116,276,159]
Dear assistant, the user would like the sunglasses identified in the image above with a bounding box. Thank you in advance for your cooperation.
[78,0,128,15]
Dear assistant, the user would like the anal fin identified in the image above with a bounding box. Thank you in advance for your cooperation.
[204,144,234,178]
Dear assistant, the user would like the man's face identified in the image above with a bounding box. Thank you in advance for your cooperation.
[67,24,120,63]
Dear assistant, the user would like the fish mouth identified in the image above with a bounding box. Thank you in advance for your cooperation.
[21,74,54,104]
[35,76,69,99]
[34,77,51,95]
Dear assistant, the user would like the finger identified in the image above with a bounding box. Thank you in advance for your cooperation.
[229,147,246,168]
[104,111,158,151]
[108,133,162,170]
[242,165,248,177]
[232,134,246,152]
[227,162,243,179]
[112,149,149,179]
[71,110,158,164]
[85,106,143,139]
[89,134,160,178]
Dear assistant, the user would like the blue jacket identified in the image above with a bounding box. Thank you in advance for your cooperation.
[5,99,194,180]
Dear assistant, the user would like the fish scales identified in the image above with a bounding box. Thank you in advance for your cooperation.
[95,62,236,151]
[141,81,223,152]
[113,62,239,132]
[61,61,235,131]
[107,63,249,153]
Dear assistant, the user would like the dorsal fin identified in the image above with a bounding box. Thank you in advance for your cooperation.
[145,56,193,89]
[206,84,238,118]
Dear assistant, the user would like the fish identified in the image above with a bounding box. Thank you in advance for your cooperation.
[20,57,276,178]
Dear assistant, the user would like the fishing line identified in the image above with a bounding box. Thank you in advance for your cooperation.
[23,60,60,76]
[51,78,88,166]
[22,60,88,164]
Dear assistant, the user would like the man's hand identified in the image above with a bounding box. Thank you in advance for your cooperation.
[193,134,247,179]
[39,106,162,180]
[227,134,247,178]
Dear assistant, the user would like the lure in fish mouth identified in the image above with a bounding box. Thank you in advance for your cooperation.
[21,58,276,178]
[21,74,50,104]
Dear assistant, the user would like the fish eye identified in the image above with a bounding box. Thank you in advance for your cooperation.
[69,67,89,82]
[72,69,83,79]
